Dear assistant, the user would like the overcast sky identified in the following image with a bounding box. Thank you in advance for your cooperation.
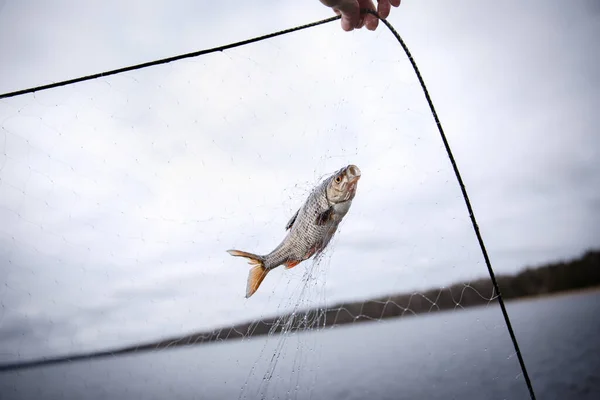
[0,0,599,363]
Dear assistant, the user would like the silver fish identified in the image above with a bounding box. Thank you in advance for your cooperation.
[227,164,361,298]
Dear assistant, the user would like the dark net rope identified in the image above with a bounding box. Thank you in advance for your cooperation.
[0,15,341,100]
[0,8,537,400]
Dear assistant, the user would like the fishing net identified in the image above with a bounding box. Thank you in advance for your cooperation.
[0,17,533,400]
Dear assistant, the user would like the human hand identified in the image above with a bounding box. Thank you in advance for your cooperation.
[319,0,402,31]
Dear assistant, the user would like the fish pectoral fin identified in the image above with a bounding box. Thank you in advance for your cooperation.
[284,260,301,269]
[315,207,334,226]
[285,208,300,230]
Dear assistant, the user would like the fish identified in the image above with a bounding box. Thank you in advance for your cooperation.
[227,164,361,298]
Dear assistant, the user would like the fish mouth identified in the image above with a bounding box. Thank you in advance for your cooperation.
[345,165,361,183]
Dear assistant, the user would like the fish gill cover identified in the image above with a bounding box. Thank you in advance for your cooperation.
[1,2,599,399]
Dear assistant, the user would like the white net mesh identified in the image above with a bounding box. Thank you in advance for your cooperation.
[0,19,534,400]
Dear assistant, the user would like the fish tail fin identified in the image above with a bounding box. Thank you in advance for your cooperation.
[227,250,269,298]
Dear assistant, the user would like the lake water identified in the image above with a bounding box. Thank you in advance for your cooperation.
[1,289,599,400]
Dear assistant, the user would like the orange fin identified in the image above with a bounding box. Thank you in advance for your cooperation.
[227,249,268,298]
[284,260,301,269]
[227,250,262,265]
[246,264,269,298]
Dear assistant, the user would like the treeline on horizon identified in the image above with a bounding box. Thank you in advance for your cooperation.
[128,248,600,349]
[4,249,598,371]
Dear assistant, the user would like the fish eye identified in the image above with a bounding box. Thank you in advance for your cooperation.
[335,176,342,183]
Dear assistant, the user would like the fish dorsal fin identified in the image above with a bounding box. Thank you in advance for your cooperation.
[285,208,300,230]
[315,207,334,226]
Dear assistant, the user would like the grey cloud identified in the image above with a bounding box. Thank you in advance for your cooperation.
[0,312,72,362]
[0,0,599,362]
[111,284,182,303]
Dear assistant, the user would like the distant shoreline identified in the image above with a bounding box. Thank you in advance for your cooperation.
[1,249,598,372]
[505,283,600,304]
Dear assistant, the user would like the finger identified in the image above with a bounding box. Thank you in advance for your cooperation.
[338,1,361,31]
[360,0,379,30]
[377,0,392,19]
[365,12,379,30]
[390,0,401,7]
[358,15,366,29]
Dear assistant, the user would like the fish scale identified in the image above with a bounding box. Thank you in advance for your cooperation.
[265,180,333,268]
[227,164,361,298]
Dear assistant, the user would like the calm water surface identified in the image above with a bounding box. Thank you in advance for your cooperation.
[1,289,598,400]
